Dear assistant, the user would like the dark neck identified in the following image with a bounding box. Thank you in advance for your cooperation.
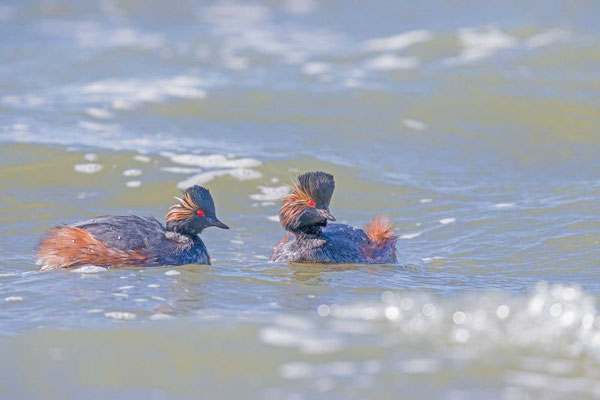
[166,226,198,239]
[290,222,326,237]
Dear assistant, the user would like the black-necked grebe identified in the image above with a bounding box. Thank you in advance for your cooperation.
[37,185,228,270]
[270,171,397,264]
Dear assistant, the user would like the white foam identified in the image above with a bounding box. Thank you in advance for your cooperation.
[422,256,444,262]
[398,358,441,374]
[72,265,107,273]
[126,180,141,188]
[267,215,280,222]
[86,308,103,313]
[118,285,134,290]
[74,163,103,174]
[280,362,313,379]
[259,326,341,354]
[200,2,341,65]
[525,29,571,49]
[105,311,136,320]
[444,26,517,65]
[150,313,174,320]
[112,99,134,110]
[162,167,202,174]
[147,284,160,288]
[365,54,419,70]
[177,168,262,189]
[11,123,29,132]
[493,203,514,208]
[165,270,181,276]
[134,155,151,163]
[83,153,98,161]
[81,76,208,109]
[85,107,114,119]
[176,170,229,187]
[403,119,427,131]
[166,153,261,169]
[228,168,263,181]
[5,296,23,302]
[1,94,45,107]
[113,293,129,298]
[439,218,456,225]
[419,198,433,204]
[400,232,421,239]
[249,185,290,201]
[363,30,432,52]
[78,121,119,133]
[123,168,142,177]
[302,62,331,75]
[75,24,165,49]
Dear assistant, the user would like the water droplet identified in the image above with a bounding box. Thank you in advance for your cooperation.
[452,311,466,324]
[117,236,122,240]
[381,291,394,303]
[400,297,413,311]
[317,304,330,317]
[385,306,400,321]
[422,303,436,317]
[496,305,510,319]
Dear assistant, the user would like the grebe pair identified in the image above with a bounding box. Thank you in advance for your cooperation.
[36,172,397,270]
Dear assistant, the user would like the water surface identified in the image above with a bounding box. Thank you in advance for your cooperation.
[1,0,599,398]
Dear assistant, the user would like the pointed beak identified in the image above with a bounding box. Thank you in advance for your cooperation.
[320,207,336,221]
[209,218,229,229]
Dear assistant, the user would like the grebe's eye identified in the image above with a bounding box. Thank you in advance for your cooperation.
[307,200,315,207]
[196,209,204,216]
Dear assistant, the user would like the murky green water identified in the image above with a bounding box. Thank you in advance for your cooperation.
[1,0,600,398]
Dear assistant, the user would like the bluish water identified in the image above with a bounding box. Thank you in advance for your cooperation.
[1,0,600,398]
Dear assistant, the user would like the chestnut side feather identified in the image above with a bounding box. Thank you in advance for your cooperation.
[36,226,152,270]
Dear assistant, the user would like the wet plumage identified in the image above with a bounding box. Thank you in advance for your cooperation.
[271,171,397,264]
[37,185,228,270]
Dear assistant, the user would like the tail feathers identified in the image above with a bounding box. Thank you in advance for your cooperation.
[365,215,397,245]
[362,215,397,263]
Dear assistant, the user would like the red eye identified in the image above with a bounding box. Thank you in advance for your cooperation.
[307,200,315,207]
[196,209,204,216]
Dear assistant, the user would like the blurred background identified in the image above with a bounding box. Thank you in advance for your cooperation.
[1,0,599,398]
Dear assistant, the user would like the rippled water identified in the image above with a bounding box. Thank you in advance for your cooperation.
[1,0,599,398]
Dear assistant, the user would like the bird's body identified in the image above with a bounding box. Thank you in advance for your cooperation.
[37,186,227,270]
[270,171,397,264]
[271,222,397,264]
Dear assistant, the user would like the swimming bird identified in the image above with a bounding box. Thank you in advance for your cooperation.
[270,171,397,263]
[36,185,228,270]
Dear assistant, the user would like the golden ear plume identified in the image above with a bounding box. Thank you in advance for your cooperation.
[166,191,198,222]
